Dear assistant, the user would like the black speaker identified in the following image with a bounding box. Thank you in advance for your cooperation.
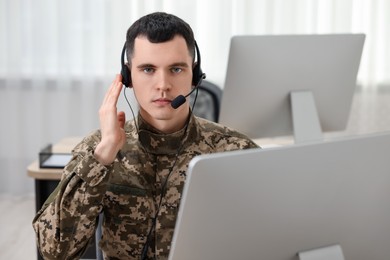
[120,41,204,88]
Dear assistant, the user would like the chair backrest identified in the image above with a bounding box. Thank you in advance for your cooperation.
[190,80,222,123]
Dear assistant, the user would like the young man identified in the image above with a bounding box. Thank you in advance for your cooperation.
[33,12,258,259]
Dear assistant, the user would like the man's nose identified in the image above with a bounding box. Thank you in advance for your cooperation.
[156,71,171,91]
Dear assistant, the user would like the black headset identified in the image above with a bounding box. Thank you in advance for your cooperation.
[120,40,204,88]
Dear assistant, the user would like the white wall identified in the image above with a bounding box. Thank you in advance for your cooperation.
[1,0,389,195]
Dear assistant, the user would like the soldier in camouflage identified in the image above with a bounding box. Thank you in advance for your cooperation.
[33,12,259,260]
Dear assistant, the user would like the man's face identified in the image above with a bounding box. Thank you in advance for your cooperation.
[130,35,193,133]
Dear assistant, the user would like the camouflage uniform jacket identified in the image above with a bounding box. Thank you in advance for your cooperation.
[33,113,259,260]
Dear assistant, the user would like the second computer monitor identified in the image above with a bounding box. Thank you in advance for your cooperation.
[219,34,365,140]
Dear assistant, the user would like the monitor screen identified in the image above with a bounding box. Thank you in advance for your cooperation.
[169,131,390,260]
[219,34,365,140]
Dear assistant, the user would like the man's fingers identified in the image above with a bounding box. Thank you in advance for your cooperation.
[103,74,123,105]
[117,111,126,129]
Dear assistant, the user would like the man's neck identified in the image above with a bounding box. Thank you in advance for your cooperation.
[140,110,191,134]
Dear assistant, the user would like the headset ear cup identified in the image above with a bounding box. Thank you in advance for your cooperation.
[121,65,132,88]
[120,42,132,88]
[192,63,202,86]
[192,41,205,86]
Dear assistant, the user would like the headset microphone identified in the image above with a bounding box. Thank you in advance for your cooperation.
[171,73,206,109]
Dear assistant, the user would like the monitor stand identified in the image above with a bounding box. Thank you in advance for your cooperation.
[290,91,323,143]
[298,244,345,260]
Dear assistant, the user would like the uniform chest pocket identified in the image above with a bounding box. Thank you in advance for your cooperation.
[105,183,153,224]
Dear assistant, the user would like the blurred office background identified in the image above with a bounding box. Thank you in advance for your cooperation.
[0,0,389,196]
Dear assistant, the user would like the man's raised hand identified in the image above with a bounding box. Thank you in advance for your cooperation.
[94,74,126,165]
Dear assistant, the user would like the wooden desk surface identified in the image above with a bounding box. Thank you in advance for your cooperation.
[253,136,294,148]
[27,137,82,180]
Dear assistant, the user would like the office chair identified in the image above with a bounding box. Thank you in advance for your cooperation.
[95,213,104,260]
[190,80,222,123]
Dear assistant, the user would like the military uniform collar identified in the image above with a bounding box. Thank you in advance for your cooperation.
[137,112,198,155]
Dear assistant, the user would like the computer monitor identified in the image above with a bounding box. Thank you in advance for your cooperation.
[219,34,365,142]
[169,131,390,260]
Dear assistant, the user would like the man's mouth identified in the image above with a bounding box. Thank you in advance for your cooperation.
[153,98,172,105]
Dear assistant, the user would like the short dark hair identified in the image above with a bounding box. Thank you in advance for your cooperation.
[125,12,195,63]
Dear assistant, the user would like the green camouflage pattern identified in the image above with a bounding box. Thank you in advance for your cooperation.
[33,114,259,259]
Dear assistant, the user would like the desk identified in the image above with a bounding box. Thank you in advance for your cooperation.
[253,136,294,148]
[27,137,97,260]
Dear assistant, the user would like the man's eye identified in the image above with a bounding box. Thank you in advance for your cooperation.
[171,67,182,73]
[143,68,155,73]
